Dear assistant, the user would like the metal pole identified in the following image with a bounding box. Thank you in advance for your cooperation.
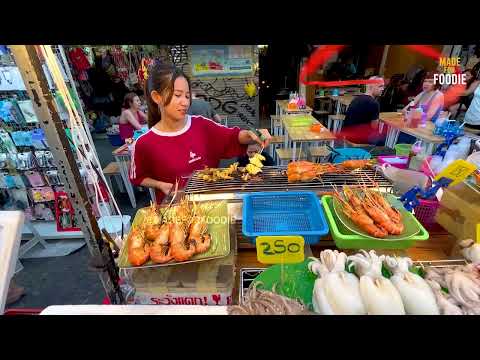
[379,45,390,77]
[9,45,124,304]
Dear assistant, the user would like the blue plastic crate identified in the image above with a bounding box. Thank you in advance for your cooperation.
[331,148,371,163]
[242,191,329,245]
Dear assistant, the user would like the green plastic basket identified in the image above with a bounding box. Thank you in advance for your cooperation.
[321,195,429,250]
[395,143,412,156]
[284,116,314,127]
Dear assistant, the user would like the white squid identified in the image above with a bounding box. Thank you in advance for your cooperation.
[459,239,480,265]
[308,250,366,315]
[348,250,405,315]
[426,279,464,315]
[384,256,439,315]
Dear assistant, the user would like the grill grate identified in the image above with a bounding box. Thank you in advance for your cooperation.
[184,166,392,194]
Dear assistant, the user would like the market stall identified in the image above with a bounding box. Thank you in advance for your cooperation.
[6,45,480,316]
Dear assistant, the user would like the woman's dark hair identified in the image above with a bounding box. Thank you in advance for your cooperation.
[424,71,442,90]
[463,69,476,86]
[122,92,138,109]
[144,61,191,128]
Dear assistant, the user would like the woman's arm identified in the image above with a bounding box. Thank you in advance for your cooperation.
[425,93,444,122]
[126,110,143,130]
[138,111,148,124]
[463,81,480,96]
[401,93,421,114]
[139,178,173,195]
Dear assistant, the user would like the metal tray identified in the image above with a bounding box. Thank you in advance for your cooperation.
[118,200,231,269]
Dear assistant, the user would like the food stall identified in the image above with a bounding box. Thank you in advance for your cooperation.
[39,141,480,315]
[8,45,480,315]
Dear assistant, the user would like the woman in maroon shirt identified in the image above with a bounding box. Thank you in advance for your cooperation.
[129,62,271,203]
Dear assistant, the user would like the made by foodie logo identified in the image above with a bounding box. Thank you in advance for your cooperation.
[434,57,466,86]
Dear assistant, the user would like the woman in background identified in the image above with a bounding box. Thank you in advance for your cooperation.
[402,72,444,123]
[118,93,147,141]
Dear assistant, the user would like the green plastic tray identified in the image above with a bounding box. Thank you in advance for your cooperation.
[118,200,231,269]
[321,195,429,250]
[251,259,317,310]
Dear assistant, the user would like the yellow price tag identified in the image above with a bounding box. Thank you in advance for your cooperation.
[256,236,304,265]
[434,159,477,187]
[477,224,480,244]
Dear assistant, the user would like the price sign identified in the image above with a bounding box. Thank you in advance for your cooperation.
[256,236,305,264]
[434,159,477,187]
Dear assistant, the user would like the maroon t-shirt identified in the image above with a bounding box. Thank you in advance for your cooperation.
[129,115,247,203]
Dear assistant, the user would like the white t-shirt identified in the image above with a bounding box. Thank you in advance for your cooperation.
[465,85,480,125]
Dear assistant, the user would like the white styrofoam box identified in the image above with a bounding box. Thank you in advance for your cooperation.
[40,305,229,315]
[134,291,233,306]
[0,211,24,314]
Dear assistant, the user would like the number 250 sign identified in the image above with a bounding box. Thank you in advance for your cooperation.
[256,236,305,264]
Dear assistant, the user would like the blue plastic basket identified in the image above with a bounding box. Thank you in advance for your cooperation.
[242,191,329,245]
[331,148,371,163]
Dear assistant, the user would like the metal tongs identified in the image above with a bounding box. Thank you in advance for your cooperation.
[247,125,267,153]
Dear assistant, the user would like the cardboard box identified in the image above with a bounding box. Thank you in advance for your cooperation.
[435,182,480,242]
[135,291,233,306]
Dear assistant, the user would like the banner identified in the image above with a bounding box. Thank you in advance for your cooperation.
[191,45,253,77]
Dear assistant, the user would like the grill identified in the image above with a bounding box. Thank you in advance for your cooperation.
[184,166,393,195]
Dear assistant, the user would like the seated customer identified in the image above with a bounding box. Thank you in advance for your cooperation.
[188,91,223,123]
[340,76,385,145]
[237,144,275,167]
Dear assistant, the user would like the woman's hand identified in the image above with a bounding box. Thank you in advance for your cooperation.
[241,128,272,148]
[158,182,173,195]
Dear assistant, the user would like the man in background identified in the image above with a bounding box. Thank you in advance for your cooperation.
[340,76,385,145]
[188,92,223,123]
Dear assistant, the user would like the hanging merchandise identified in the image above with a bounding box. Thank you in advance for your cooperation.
[25,171,46,187]
[0,130,17,154]
[102,50,117,77]
[30,186,55,203]
[111,46,129,81]
[54,191,80,232]
[137,57,153,87]
[17,99,39,124]
[33,203,55,221]
[0,99,16,123]
[10,188,29,209]
[244,80,257,97]
[45,170,62,186]
[30,128,47,149]
[16,152,34,170]
[67,47,91,81]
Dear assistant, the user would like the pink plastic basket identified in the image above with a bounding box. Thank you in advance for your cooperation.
[414,198,440,227]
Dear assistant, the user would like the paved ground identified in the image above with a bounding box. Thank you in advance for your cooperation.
[8,118,270,310]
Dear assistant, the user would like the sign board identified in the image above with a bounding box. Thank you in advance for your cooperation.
[191,45,254,78]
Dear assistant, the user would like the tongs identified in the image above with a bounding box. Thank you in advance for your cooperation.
[247,125,267,153]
